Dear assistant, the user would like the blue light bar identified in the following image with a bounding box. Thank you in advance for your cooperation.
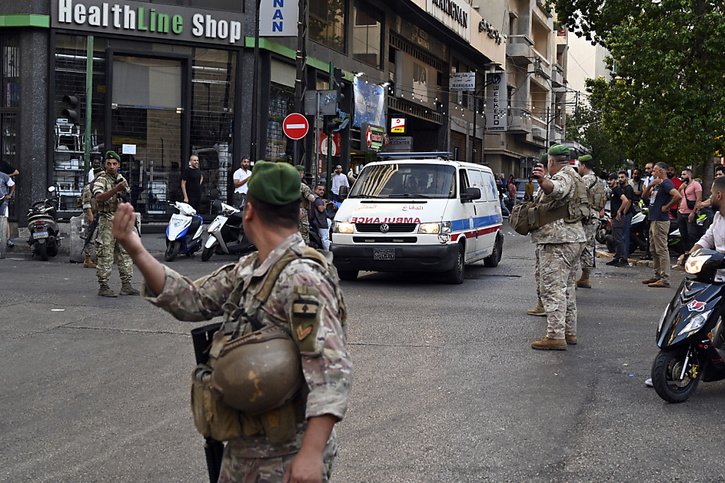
[377,151,453,159]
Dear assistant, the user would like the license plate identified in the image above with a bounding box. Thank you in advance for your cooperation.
[373,248,395,261]
[33,231,49,239]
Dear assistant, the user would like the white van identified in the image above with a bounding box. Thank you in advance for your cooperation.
[332,153,504,283]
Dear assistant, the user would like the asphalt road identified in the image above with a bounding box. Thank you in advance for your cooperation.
[1,229,724,482]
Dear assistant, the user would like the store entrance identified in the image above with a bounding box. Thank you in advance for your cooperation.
[109,55,185,218]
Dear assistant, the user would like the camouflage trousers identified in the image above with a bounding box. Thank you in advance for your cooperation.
[298,208,310,245]
[537,242,584,339]
[218,443,335,483]
[534,245,541,305]
[95,216,133,285]
[579,219,598,271]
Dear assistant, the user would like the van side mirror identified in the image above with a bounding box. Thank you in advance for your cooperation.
[461,187,481,202]
[338,186,349,199]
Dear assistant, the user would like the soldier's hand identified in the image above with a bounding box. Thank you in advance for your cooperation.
[112,203,138,246]
[116,180,129,192]
[283,449,324,483]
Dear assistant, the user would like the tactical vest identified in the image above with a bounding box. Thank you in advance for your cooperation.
[587,177,607,212]
[191,245,347,443]
[93,172,128,215]
[538,168,591,226]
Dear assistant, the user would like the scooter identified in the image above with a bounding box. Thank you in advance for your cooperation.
[651,248,725,403]
[201,201,254,262]
[165,201,204,261]
[27,186,62,261]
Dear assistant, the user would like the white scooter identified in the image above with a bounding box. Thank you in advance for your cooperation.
[165,201,204,261]
[201,201,254,262]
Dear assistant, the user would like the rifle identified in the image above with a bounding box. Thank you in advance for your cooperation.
[191,323,225,483]
[82,217,98,249]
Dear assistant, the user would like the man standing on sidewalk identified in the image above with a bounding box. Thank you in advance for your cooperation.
[233,157,252,208]
[181,154,203,211]
[607,171,635,267]
[641,162,681,288]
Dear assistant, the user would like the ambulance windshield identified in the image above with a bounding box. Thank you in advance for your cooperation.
[349,164,455,199]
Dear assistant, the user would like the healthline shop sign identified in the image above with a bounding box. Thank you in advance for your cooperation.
[52,0,245,46]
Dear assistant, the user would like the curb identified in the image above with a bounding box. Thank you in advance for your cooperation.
[596,247,655,268]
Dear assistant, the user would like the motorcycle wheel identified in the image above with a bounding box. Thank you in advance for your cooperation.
[651,348,700,403]
[605,236,616,254]
[37,243,48,261]
[48,242,58,258]
[201,246,215,262]
[164,240,181,262]
[595,227,608,244]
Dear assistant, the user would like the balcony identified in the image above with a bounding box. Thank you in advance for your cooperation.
[508,108,532,133]
[507,35,533,66]
[531,126,546,140]
[552,67,564,87]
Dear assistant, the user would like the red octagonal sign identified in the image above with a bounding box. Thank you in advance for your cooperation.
[283,113,309,140]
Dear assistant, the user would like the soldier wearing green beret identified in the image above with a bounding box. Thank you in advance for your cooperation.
[576,154,607,289]
[528,145,589,350]
[296,165,316,245]
[111,161,352,482]
[92,150,139,297]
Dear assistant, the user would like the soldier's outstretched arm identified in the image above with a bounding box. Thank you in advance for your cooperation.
[113,203,166,295]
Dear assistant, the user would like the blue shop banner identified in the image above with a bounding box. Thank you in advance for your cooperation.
[353,78,386,129]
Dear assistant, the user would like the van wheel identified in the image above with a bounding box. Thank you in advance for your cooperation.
[484,234,503,267]
[338,270,358,281]
[444,244,465,284]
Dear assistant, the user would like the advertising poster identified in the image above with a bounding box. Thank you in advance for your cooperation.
[353,77,386,129]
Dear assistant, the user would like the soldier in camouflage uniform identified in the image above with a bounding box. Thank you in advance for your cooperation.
[576,155,603,288]
[296,165,316,245]
[92,151,140,297]
[111,160,352,482]
[530,145,587,350]
[80,167,104,268]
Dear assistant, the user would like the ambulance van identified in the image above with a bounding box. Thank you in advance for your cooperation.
[332,153,504,283]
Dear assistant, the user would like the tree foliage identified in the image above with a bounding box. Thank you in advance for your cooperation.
[549,0,724,173]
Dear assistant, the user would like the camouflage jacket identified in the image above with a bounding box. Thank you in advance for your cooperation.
[81,182,97,212]
[92,172,129,218]
[300,182,314,212]
[530,165,586,244]
[143,233,352,458]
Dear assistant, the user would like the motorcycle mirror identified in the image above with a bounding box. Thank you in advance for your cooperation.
[47,186,56,193]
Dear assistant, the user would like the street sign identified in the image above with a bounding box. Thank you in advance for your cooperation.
[451,72,476,91]
[282,113,309,140]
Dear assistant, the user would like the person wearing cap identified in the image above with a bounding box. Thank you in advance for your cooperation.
[111,161,352,482]
[92,150,139,297]
[529,145,588,350]
[80,167,105,269]
[296,165,316,245]
[576,155,607,288]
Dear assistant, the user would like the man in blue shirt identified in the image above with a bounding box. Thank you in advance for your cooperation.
[641,162,681,287]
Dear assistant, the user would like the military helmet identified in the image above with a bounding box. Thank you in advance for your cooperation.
[211,326,303,414]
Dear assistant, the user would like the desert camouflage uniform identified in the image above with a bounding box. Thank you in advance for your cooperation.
[143,233,351,482]
[298,182,314,244]
[92,172,133,285]
[81,183,98,258]
[579,172,599,271]
[531,165,586,340]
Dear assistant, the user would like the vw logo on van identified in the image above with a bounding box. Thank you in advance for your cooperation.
[379,223,390,233]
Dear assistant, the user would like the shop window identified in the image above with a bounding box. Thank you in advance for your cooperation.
[1,35,19,187]
[266,84,294,163]
[352,1,383,68]
[310,0,346,52]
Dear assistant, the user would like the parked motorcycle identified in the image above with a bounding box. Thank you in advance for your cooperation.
[201,201,254,262]
[651,248,725,403]
[165,201,204,261]
[27,186,61,261]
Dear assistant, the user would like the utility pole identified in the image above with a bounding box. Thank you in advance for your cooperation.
[250,0,260,161]
[294,0,308,172]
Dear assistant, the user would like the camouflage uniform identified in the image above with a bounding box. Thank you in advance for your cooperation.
[144,233,351,482]
[92,172,133,285]
[579,172,599,272]
[530,166,586,340]
[298,182,314,244]
[81,182,97,258]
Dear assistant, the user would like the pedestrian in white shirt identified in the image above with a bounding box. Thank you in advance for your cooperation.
[331,164,349,202]
[232,157,252,208]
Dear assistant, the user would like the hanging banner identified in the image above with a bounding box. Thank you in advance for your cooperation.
[485,72,507,132]
[259,0,299,37]
[450,72,476,91]
[353,77,386,129]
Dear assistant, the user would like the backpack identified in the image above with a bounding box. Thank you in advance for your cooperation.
[587,177,607,212]
[509,169,590,235]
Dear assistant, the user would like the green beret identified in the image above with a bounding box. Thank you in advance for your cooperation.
[294,165,305,173]
[578,154,593,163]
[548,144,570,157]
[105,150,121,162]
[247,161,300,206]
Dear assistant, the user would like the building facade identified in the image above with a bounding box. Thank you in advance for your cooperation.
[0,0,564,225]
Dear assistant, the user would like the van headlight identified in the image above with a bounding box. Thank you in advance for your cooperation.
[678,310,712,336]
[334,222,354,234]
[418,221,451,235]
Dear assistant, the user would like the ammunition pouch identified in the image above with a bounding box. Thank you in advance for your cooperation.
[190,364,243,441]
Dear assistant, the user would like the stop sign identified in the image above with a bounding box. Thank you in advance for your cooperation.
[282,113,309,140]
